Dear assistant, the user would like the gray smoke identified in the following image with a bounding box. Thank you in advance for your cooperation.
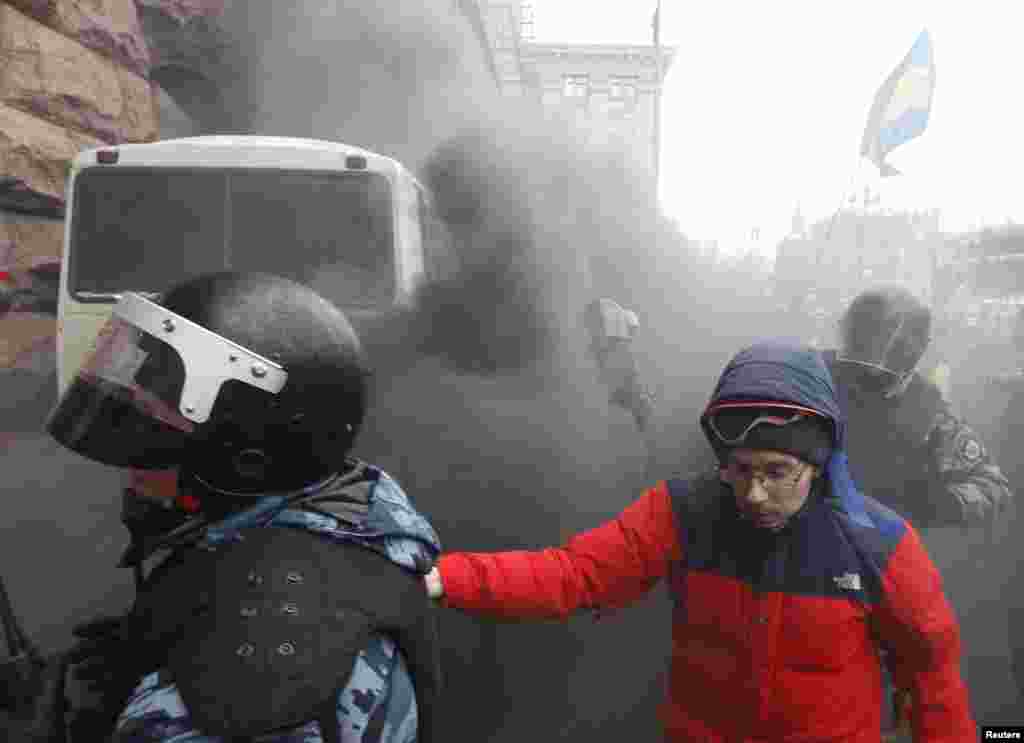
[198,6,723,740]
[0,2,874,741]
[193,1,1022,730]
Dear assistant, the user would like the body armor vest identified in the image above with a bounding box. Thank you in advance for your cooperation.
[132,526,441,742]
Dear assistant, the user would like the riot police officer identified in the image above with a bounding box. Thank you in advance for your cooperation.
[48,272,442,743]
[825,285,1011,528]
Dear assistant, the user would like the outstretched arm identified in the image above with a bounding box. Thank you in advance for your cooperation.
[428,482,682,620]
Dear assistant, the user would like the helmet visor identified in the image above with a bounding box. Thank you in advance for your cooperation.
[838,311,929,382]
[47,293,287,469]
[46,314,192,468]
[830,357,905,397]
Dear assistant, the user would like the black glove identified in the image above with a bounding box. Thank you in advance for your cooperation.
[0,650,68,743]
[66,613,152,741]
[68,616,135,692]
[1,571,68,742]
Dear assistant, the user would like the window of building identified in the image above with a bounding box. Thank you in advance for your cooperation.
[606,75,639,119]
[562,74,590,99]
[608,75,639,102]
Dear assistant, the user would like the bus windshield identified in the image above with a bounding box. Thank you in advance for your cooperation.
[69,167,396,308]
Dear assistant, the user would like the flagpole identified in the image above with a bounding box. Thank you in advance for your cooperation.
[824,170,859,242]
[829,29,934,277]
[652,0,662,191]
[821,149,863,253]
[817,148,872,277]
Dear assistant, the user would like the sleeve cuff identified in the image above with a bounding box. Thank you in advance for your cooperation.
[437,553,473,605]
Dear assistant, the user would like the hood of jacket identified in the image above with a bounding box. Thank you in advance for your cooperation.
[703,340,845,447]
[702,340,875,529]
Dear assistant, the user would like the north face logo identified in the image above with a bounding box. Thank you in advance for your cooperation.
[833,573,862,591]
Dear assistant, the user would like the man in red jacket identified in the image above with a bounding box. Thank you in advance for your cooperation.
[423,340,974,742]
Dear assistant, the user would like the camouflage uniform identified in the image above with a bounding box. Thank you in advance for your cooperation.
[111,466,439,743]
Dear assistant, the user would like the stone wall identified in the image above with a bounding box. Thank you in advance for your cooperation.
[0,0,169,380]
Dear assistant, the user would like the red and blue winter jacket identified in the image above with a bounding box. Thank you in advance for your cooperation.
[438,341,974,741]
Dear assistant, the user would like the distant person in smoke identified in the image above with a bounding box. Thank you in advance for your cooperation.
[420,340,975,742]
[824,286,1012,529]
[583,298,655,431]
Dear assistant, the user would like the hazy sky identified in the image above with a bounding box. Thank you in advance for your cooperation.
[527,1,1024,254]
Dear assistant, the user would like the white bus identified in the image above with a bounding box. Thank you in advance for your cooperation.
[57,136,456,393]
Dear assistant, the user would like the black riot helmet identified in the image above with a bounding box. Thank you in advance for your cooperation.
[835,286,932,398]
[48,272,368,494]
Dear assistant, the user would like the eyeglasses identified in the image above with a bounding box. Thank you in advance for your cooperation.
[721,460,808,495]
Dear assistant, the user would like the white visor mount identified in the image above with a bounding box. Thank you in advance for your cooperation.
[112,292,288,423]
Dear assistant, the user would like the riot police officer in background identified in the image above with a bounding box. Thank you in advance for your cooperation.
[825,285,1012,528]
[47,272,442,742]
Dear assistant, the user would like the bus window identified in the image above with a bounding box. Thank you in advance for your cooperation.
[69,167,397,309]
[230,170,396,307]
[70,168,227,298]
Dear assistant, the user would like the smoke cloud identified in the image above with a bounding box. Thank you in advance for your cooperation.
[10,0,1017,738]
[0,4,775,740]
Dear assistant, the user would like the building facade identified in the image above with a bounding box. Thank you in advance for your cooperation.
[0,0,160,371]
[474,2,674,179]
[519,42,673,177]
[773,202,942,336]
[477,0,533,97]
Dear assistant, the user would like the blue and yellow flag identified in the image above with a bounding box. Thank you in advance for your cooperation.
[860,30,936,177]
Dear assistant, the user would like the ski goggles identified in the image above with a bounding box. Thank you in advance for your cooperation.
[704,402,823,447]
